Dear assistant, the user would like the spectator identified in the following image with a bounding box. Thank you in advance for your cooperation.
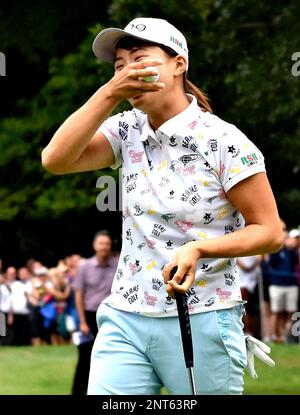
[9,268,31,345]
[18,267,32,284]
[237,256,260,336]
[0,272,7,333]
[5,267,17,285]
[268,221,299,343]
[66,255,84,278]
[288,229,300,286]
[0,269,14,345]
[71,230,118,395]
[26,259,43,276]
[44,266,72,344]
[26,266,52,345]
[287,228,300,341]
[259,254,273,342]
[64,256,84,336]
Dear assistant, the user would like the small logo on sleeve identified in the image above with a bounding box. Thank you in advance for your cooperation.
[240,153,258,166]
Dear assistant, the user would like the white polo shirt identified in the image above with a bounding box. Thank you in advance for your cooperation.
[99,94,266,317]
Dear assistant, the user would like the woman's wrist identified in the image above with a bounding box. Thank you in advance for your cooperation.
[193,241,203,261]
[85,83,121,114]
[99,82,121,105]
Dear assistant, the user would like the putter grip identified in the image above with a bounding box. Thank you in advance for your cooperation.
[171,266,194,368]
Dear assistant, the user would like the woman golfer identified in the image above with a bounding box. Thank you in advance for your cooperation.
[42,17,283,394]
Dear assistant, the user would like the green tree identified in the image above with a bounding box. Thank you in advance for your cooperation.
[0,24,119,221]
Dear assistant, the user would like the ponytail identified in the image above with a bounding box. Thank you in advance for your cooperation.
[184,78,212,113]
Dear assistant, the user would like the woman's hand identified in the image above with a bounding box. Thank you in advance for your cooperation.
[104,59,165,102]
[162,241,202,298]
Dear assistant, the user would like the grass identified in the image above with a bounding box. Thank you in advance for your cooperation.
[243,343,300,395]
[0,343,299,394]
[0,344,77,394]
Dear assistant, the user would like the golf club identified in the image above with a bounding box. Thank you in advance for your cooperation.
[170,266,197,395]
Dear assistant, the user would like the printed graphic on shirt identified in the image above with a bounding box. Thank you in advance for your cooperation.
[128,150,144,163]
[133,203,144,216]
[144,236,156,249]
[216,288,232,302]
[165,295,174,305]
[123,285,139,304]
[126,229,133,245]
[151,223,166,237]
[182,136,199,152]
[144,291,158,306]
[152,277,164,291]
[186,287,201,306]
[129,260,142,275]
[165,240,174,249]
[208,138,218,153]
[241,153,259,166]
[224,273,235,286]
[227,145,240,158]
[116,268,123,280]
[119,120,129,141]
[203,213,214,225]
[195,279,207,288]
[161,213,176,223]
[125,173,138,193]
[180,185,201,206]
[98,97,265,317]
[175,220,193,233]
[146,259,157,271]
[168,136,177,147]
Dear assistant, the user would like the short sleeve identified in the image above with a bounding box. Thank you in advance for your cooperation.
[72,264,86,291]
[219,125,266,193]
[98,112,128,170]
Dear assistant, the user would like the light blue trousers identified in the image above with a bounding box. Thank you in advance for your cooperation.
[87,303,247,395]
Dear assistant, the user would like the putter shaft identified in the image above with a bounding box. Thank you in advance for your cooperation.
[171,266,197,395]
[188,367,197,395]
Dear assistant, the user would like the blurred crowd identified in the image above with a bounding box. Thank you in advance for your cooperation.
[0,255,84,346]
[238,222,300,344]
[0,222,299,347]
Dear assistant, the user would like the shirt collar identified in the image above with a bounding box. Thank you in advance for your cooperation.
[140,94,199,142]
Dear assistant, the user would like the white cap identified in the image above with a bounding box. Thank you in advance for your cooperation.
[92,17,189,70]
[289,229,300,238]
[34,266,48,276]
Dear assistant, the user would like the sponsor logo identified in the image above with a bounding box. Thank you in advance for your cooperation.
[170,36,187,52]
[241,153,258,166]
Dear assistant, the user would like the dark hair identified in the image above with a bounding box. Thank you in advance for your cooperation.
[115,36,212,113]
[93,230,112,241]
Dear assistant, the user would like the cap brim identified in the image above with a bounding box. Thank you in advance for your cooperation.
[93,28,129,63]
[92,28,164,63]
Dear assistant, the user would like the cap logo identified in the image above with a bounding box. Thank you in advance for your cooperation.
[128,23,146,32]
[170,36,186,52]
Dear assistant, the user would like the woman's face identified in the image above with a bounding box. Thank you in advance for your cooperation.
[114,45,177,110]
